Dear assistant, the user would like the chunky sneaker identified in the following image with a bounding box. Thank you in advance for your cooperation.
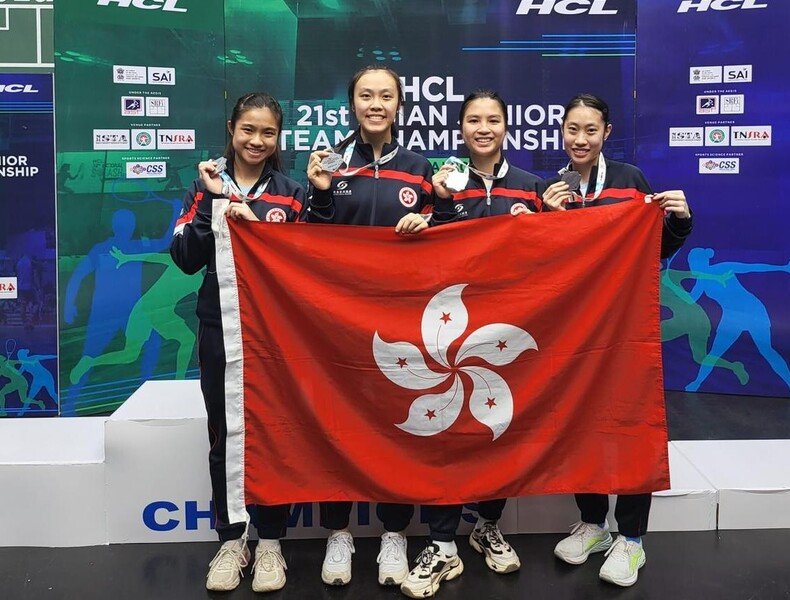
[469,521,521,573]
[553,520,613,565]
[206,538,250,591]
[252,542,287,593]
[400,543,464,598]
[599,536,646,587]
[377,531,409,585]
[321,531,354,585]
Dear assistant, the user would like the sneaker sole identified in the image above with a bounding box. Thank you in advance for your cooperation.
[599,553,646,587]
[252,573,286,593]
[400,559,464,599]
[469,534,521,574]
[206,579,241,592]
[378,568,408,586]
[554,535,613,565]
[322,573,351,586]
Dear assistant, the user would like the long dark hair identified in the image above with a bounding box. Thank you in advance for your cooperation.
[224,92,283,172]
[459,89,508,126]
[336,65,404,152]
[562,93,610,126]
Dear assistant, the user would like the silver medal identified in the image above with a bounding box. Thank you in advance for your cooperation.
[561,170,582,191]
[320,153,345,172]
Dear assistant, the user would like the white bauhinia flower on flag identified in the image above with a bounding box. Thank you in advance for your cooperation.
[373,284,538,440]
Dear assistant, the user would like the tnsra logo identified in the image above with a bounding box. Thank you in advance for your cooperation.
[517,0,617,14]
[96,0,187,12]
[678,0,767,12]
[0,84,39,93]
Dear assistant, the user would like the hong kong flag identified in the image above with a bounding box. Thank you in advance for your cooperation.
[214,199,668,521]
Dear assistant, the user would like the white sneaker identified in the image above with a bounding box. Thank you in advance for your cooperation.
[252,542,287,593]
[599,536,646,587]
[469,521,521,573]
[400,543,464,598]
[321,531,354,585]
[553,520,613,565]
[377,531,408,585]
[206,538,250,591]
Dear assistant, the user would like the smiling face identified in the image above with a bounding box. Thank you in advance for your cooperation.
[562,104,612,174]
[227,106,279,172]
[352,70,401,142]
[461,98,507,164]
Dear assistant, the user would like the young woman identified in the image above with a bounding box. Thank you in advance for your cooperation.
[543,93,692,588]
[170,92,305,594]
[305,65,438,589]
[397,90,545,599]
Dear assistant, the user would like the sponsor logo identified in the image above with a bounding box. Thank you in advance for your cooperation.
[720,94,744,114]
[126,161,166,179]
[705,126,729,146]
[121,96,144,116]
[148,67,175,85]
[399,187,418,208]
[731,125,771,146]
[93,129,130,150]
[334,180,352,195]
[724,64,752,82]
[669,127,704,147]
[97,0,187,12]
[146,96,169,117]
[113,65,146,84]
[689,66,722,84]
[131,128,156,149]
[265,208,288,223]
[0,277,18,300]
[678,0,767,12]
[0,84,39,93]
[157,129,195,149]
[696,95,718,115]
[516,0,617,14]
[699,158,740,174]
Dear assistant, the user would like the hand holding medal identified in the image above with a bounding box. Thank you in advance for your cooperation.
[307,150,335,191]
[561,171,583,205]
[198,157,226,196]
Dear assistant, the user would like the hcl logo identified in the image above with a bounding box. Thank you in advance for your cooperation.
[96,0,187,12]
[517,0,617,14]
[0,84,39,93]
[677,0,767,12]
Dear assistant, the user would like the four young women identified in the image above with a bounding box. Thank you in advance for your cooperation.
[173,73,692,595]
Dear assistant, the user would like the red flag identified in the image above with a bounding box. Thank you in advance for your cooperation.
[214,200,668,518]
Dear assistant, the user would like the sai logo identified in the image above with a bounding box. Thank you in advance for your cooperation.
[148,67,176,85]
[724,64,752,82]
